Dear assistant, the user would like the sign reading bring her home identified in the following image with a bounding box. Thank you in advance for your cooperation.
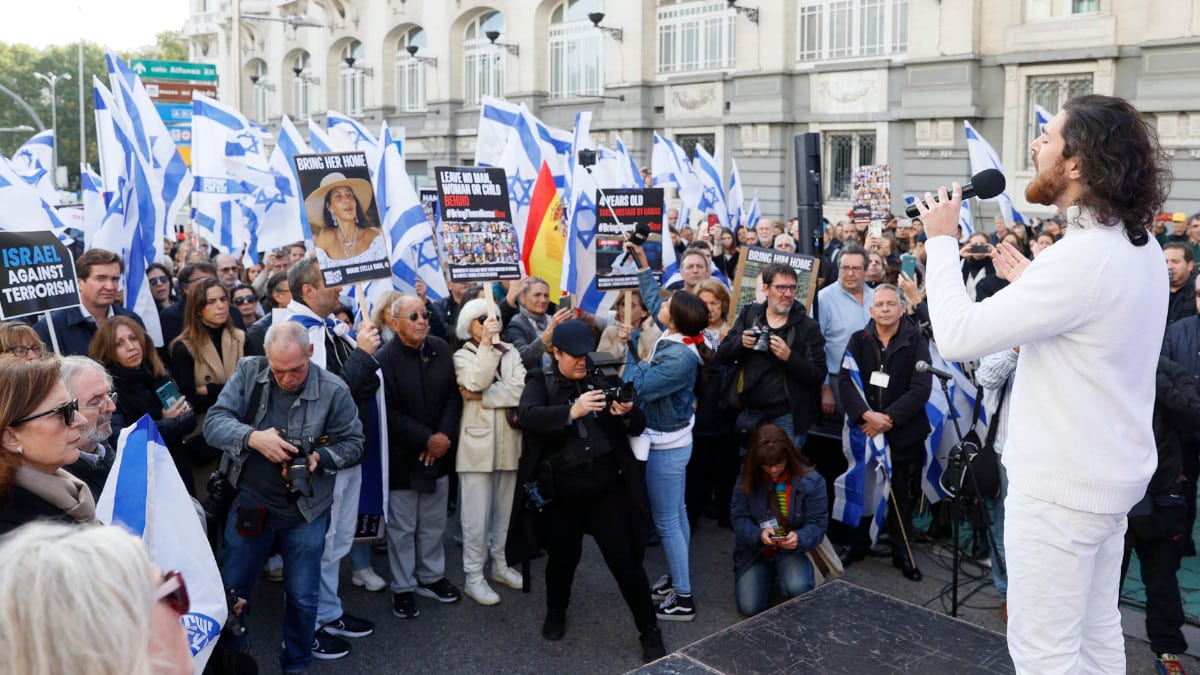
[0,231,81,319]
[435,166,521,282]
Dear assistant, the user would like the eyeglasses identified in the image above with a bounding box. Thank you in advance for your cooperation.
[233,295,257,306]
[770,284,798,294]
[81,391,118,411]
[12,398,78,427]
[204,296,229,306]
[839,265,865,273]
[218,266,239,274]
[395,310,431,322]
[155,570,190,616]
[6,344,44,357]
[147,275,170,286]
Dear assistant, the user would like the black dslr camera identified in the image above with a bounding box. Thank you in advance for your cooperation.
[585,352,636,409]
[279,429,318,499]
[750,324,773,352]
[577,149,597,168]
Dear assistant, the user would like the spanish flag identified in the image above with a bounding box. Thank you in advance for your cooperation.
[523,160,566,296]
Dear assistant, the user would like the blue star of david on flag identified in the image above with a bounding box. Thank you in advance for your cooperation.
[573,191,597,248]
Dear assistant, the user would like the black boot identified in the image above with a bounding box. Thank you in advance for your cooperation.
[838,543,865,567]
[640,626,666,663]
[542,608,566,640]
[892,556,922,582]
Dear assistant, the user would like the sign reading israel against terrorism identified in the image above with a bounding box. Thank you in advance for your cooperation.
[0,232,80,319]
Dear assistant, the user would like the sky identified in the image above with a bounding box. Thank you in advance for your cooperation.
[0,0,191,51]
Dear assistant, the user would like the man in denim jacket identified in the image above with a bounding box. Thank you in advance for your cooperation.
[203,321,364,674]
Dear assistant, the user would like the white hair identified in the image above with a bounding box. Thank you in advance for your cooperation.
[59,355,113,393]
[264,320,311,355]
[456,297,489,341]
[0,522,159,675]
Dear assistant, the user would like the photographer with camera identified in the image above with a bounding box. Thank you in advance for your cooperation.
[717,263,827,447]
[504,320,666,663]
[202,321,365,674]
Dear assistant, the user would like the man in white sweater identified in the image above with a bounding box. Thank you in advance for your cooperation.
[915,95,1170,674]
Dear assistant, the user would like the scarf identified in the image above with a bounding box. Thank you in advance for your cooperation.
[15,465,96,524]
[518,305,550,334]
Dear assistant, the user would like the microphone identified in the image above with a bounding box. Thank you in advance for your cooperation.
[915,360,955,380]
[905,169,1006,218]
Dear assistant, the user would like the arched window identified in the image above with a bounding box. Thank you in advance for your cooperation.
[395,27,428,112]
[549,0,603,99]
[290,51,314,119]
[339,40,366,115]
[463,11,505,106]
[249,60,270,123]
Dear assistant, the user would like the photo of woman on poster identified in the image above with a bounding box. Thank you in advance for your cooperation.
[305,171,387,268]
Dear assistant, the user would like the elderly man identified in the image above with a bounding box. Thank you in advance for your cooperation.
[34,249,145,357]
[376,295,464,620]
[756,219,778,250]
[205,322,365,672]
[60,356,120,499]
[773,234,797,253]
[815,245,874,416]
[216,253,241,291]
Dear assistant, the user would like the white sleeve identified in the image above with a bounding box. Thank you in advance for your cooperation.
[975,348,1019,390]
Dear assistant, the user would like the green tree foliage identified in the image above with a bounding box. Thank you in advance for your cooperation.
[0,30,188,192]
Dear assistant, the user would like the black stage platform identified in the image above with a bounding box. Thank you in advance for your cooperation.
[632,580,1014,674]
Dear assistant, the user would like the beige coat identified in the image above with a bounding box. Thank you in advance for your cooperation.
[453,340,526,473]
[596,322,662,375]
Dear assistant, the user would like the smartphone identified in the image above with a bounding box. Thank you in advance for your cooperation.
[900,253,918,279]
[769,535,787,543]
[558,295,573,312]
[156,381,182,409]
[869,221,883,239]
[970,244,990,254]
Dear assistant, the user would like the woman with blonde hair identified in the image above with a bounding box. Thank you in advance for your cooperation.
[0,321,46,359]
[0,521,194,674]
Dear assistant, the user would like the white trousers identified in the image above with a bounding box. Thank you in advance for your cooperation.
[1004,484,1127,675]
[317,464,362,625]
[458,470,518,578]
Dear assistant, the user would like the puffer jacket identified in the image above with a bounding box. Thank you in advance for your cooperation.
[453,340,526,472]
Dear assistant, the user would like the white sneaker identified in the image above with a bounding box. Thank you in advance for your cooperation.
[463,577,500,606]
[350,567,386,592]
[490,565,524,590]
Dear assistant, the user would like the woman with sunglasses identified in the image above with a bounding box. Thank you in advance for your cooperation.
[730,424,828,617]
[146,262,176,310]
[0,356,91,535]
[231,284,261,327]
[0,521,194,674]
[0,321,47,360]
[168,278,245,496]
[91,316,198,494]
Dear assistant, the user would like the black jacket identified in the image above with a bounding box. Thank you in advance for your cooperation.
[838,316,932,453]
[243,313,274,357]
[1151,356,1200,495]
[34,304,144,357]
[376,335,461,492]
[505,366,648,567]
[0,485,79,536]
[716,301,827,434]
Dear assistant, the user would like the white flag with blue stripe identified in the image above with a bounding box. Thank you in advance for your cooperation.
[743,190,761,233]
[191,94,271,254]
[1034,104,1053,129]
[832,351,892,544]
[959,198,974,239]
[9,130,59,206]
[96,415,226,674]
[92,77,123,199]
[308,119,335,153]
[562,111,617,314]
[377,123,447,302]
[650,132,703,210]
[726,157,745,232]
[693,146,729,231]
[81,164,105,248]
[497,113,542,251]
[476,96,573,189]
[920,342,987,502]
[963,121,1026,230]
[0,152,71,238]
[327,110,380,161]
[271,115,313,244]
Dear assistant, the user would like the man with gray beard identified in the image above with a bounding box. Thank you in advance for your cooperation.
[60,357,119,500]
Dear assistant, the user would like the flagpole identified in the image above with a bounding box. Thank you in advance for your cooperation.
[43,310,61,355]
[77,13,85,186]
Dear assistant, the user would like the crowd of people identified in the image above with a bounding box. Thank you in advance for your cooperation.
[0,94,1193,675]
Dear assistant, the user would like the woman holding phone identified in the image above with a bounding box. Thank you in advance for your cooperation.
[91,317,198,494]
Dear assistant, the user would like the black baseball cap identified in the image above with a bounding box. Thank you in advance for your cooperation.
[551,320,594,357]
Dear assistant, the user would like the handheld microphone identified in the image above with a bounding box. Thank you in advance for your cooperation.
[905,169,1006,218]
[915,360,955,380]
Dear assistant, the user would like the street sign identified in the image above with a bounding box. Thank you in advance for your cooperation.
[154,103,192,123]
[144,80,218,101]
[130,59,217,82]
[166,124,192,146]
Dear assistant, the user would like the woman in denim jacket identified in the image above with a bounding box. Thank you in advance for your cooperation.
[731,424,828,616]
[621,290,710,622]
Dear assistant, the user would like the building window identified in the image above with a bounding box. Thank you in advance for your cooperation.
[549,0,604,99]
[825,132,876,200]
[1025,74,1092,168]
[1028,0,1099,20]
[340,40,366,116]
[464,11,506,106]
[291,52,313,119]
[797,0,907,62]
[249,60,269,124]
[395,27,429,112]
[656,1,735,74]
[675,133,716,161]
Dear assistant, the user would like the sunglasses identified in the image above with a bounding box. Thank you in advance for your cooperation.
[155,570,190,616]
[147,275,170,286]
[398,310,431,321]
[233,295,257,305]
[6,344,44,357]
[12,398,78,427]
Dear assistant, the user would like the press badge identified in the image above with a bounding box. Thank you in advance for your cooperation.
[870,371,891,388]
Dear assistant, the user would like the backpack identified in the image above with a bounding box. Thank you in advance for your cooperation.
[939,382,1005,500]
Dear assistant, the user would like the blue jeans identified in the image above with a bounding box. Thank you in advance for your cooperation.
[221,496,330,673]
[348,542,373,570]
[646,443,693,595]
[769,413,806,449]
[985,462,1008,600]
[735,552,815,616]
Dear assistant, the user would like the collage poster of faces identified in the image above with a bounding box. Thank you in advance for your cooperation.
[594,188,665,291]
[293,151,392,287]
[851,163,892,222]
[434,166,521,283]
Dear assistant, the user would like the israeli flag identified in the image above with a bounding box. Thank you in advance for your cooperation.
[963,120,1026,230]
[920,342,987,503]
[308,119,335,153]
[92,77,123,198]
[726,157,745,232]
[1034,103,1053,129]
[693,146,729,231]
[9,130,59,206]
[497,113,542,249]
[744,190,761,233]
[0,152,72,238]
[959,198,974,239]
[615,135,641,188]
[273,115,313,243]
[327,110,380,158]
[476,97,573,189]
[97,415,227,675]
[562,111,618,314]
[475,96,524,168]
[832,351,893,545]
[377,122,448,301]
[81,164,105,248]
[191,94,271,253]
[650,132,703,215]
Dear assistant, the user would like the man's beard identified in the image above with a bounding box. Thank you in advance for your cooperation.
[771,298,793,314]
[81,418,111,449]
[1025,155,1069,206]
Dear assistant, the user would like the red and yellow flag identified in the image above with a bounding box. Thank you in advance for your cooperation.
[522,160,566,296]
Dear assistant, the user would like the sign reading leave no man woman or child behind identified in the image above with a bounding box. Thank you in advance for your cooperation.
[0,231,81,319]
[435,166,521,283]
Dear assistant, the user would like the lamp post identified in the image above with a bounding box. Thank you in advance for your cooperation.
[33,71,72,187]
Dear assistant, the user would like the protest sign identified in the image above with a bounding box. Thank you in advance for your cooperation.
[435,166,521,282]
[852,164,892,222]
[293,152,391,287]
[729,245,820,320]
[0,231,81,319]
[594,188,664,291]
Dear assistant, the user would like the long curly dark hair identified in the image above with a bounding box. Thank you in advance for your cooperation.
[1061,95,1172,246]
